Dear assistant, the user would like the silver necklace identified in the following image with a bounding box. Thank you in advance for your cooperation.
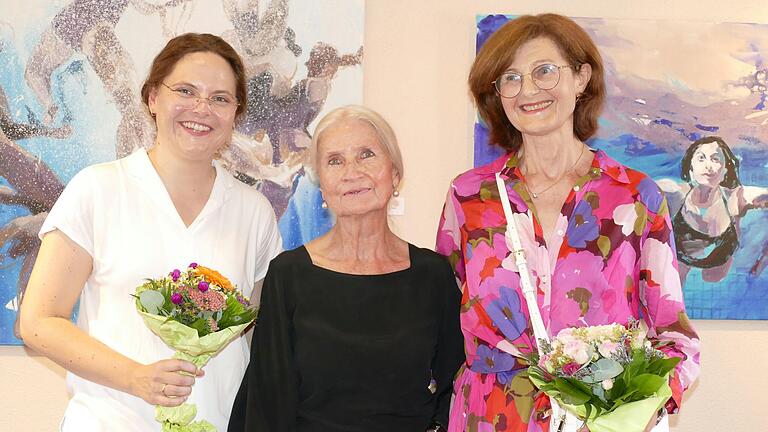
[523,144,585,199]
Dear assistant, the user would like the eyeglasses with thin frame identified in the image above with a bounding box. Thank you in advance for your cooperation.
[160,82,239,115]
[492,64,577,98]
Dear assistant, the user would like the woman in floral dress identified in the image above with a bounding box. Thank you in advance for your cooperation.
[436,14,700,432]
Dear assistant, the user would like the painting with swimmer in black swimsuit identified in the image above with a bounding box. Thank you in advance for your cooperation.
[0,0,363,344]
[659,137,768,283]
[475,15,768,319]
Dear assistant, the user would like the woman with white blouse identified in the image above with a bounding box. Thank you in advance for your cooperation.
[19,33,282,431]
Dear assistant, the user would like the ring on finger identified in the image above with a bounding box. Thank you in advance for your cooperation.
[161,383,169,397]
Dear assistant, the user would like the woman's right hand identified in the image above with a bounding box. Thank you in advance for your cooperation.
[129,359,204,407]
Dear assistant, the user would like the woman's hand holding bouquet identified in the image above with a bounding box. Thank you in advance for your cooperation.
[134,263,257,432]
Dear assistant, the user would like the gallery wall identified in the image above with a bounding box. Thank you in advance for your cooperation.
[2,1,767,430]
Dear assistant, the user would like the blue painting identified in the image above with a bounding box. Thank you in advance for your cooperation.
[0,0,363,344]
[475,15,768,319]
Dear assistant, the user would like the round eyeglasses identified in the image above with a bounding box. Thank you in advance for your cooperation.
[492,64,576,98]
[160,82,239,116]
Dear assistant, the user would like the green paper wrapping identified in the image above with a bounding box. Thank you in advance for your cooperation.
[571,380,671,432]
[136,309,250,361]
[155,404,215,432]
[136,303,253,432]
[155,402,197,425]
[530,374,672,432]
[156,405,216,432]
[159,422,216,432]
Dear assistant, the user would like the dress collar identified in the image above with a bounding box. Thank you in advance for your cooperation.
[122,149,235,227]
[495,148,631,184]
[123,148,235,191]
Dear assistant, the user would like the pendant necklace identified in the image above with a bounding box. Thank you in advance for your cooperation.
[524,144,585,199]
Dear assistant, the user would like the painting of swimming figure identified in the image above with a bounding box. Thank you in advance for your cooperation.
[475,15,768,319]
[0,0,363,344]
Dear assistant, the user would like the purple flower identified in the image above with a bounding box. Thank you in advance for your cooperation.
[171,292,183,305]
[496,369,521,386]
[198,281,209,292]
[567,200,600,248]
[170,269,181,282]
[188,262,198,268]
[236,294,251,306]
[637,177,664,214]
[485,286,527,342]
[471,344,516,374]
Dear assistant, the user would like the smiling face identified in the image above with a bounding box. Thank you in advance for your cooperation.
[500,36,591,139]
[690,142,727,187]
[148,51,238,162]
[316,118,398,218]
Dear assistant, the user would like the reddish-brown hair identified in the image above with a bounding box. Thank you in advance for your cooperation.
[469,14,606,152]
[140,33,247,120]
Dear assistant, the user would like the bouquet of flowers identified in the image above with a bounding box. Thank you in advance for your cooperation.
[134,263,257,432]
[527,320,680,432]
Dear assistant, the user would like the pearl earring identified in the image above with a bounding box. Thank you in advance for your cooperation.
[321,200,328,209]
[393,190,400,197]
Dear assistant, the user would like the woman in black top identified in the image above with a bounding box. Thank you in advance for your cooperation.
[229,105,464,432]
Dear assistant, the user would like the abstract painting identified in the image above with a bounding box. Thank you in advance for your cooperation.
[475,15,768,319]
[0,0,363,344]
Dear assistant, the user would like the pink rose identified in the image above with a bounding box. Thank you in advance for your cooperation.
[562,362,581,376]
[563,340,591,365]
[598,341,619,358]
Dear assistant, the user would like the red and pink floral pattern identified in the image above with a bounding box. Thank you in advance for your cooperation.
[437,150,700,432]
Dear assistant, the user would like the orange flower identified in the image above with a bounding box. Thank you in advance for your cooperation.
[193,265,235,292]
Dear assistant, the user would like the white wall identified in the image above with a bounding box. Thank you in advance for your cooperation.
[2,1,767,430]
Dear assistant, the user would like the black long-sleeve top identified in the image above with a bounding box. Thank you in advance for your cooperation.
[228,244,465,432]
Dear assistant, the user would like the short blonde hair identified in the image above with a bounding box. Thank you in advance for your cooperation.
[307,105,404,184]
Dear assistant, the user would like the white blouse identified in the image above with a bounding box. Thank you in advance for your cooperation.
[40,149,282,431]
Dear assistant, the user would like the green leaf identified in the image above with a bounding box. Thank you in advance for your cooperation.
[217,295,257,330]
[630,374,666,399]
[139,290,166,315]
[623,350,647,383]
[597,235,611,258]
[592,383,607,403]
[633,202,648,235]
[189,317,211,337]
[605,375,626,402]
[647,356,681,377]
[591,358,624,381]
[554,378,592,405]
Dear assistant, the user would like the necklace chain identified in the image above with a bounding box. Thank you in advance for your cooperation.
[524,144,586,199]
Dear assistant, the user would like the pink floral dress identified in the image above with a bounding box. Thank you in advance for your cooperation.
[436,150,701,432]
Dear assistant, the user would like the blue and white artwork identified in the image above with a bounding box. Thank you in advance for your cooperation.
[0,0,363,344]
[475,15,768,319]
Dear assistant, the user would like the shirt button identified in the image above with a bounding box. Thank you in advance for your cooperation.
[557,229,564,236]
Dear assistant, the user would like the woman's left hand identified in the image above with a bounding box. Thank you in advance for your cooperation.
[425,422,445,432]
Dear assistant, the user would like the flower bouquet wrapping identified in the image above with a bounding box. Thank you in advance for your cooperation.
[527,320,680,432]
[134,263,257,432]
